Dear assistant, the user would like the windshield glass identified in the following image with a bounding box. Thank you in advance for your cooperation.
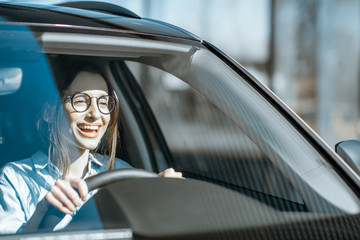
[125,49,360,214]
[0,24,359,236]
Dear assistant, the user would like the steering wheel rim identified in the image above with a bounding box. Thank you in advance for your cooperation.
[86,168,160,191]
[23,168,160,232]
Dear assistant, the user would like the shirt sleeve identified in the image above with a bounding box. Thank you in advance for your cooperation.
[0,170,26,234]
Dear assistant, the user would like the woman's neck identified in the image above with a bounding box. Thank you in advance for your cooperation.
[67,149,90,179]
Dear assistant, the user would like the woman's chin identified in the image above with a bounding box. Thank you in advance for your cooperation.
[81,141,100,150]
[74,137,101,151]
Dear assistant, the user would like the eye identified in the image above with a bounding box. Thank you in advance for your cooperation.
[74,98,86,104]
[98,96,109,106]
[73,94,89,105]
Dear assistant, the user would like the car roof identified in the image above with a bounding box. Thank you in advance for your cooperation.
[0,1,202,41]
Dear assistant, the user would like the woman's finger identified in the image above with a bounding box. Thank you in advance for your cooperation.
[45,190,73,215]
[159,168,183,178]
[55,180,82,207]
[68,178,89,201]
[49,183,77,212]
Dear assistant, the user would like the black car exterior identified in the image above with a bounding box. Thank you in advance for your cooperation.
[1,1,360,240]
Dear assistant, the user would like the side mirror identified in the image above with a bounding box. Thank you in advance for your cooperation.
[335,140,360,175]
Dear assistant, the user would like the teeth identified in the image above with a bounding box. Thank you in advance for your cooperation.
[79,125,99,130]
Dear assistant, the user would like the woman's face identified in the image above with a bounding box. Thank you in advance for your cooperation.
[63,71,111,151]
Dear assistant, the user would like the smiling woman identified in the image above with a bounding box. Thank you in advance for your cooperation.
[0,57,181,233]
[0,60,130,233]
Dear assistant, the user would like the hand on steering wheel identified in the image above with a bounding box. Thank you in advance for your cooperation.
[45,177,88,215]
[23,168,160,232]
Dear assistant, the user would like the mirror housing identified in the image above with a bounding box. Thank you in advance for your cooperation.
[335,140,360,175]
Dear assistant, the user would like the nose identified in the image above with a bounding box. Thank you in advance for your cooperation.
[86,98,101,119]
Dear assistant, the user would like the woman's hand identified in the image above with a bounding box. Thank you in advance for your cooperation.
[45,177,88,215]
[45,169,181,214]
[159,168,183,178]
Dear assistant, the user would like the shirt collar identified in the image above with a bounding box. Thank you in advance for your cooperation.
[31,151,104,176]
[31,151,59,175]
[88,153,103,167]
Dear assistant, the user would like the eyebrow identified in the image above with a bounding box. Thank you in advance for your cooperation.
[70,91,109,96]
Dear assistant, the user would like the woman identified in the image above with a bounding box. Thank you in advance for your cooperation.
[0,63,181,233]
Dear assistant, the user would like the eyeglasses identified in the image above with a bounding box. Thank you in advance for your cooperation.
[66,92,116,114]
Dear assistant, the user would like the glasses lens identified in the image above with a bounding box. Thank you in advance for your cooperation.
[72,93,90,112]
[98,95,116,114]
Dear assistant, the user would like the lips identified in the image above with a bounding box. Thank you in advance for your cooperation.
[77,123,102,138]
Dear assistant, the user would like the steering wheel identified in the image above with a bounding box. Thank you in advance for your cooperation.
[23,168,159,232]
[86,168,159,191]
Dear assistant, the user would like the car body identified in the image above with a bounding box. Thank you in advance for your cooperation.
[1,1,360,239]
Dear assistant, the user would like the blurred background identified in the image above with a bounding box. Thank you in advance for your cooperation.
[118,0,360,148]
[13,0,360,148]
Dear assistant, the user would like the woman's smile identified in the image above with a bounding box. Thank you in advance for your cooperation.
[77,123,102,138]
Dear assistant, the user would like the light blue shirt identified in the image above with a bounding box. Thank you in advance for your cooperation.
[0,151,132,234]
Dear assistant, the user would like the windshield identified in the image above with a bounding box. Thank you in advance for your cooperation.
[0,24,359,236]
[124,45,360,215]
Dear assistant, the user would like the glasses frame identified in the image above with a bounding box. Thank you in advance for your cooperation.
[65,92,116,115]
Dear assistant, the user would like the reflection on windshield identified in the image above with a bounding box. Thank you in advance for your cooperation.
[0,67,22,96]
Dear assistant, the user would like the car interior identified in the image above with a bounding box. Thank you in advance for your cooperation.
[0,46,307,213]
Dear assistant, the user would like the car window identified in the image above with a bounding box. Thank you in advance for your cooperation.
[0,25,60,166]
[125,61,305,210]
